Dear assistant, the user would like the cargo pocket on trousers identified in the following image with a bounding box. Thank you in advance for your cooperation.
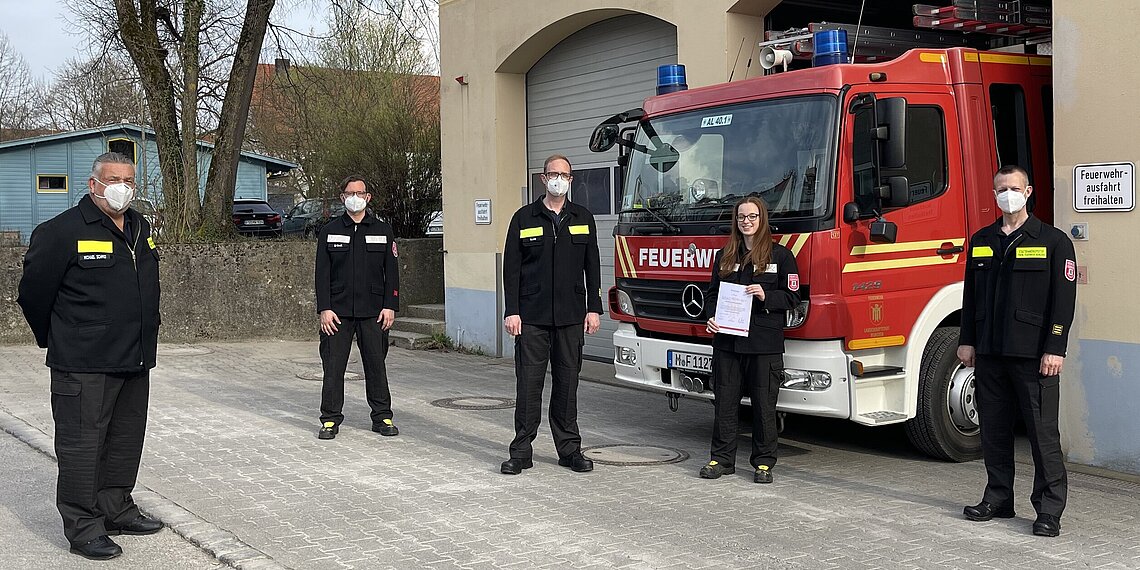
[50,375,83,426]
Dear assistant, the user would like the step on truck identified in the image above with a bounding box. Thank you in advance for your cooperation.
[589,46,1053,461]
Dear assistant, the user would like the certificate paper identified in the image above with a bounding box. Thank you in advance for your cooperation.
[714,282,752,337]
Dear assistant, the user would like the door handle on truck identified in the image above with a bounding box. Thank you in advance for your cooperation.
[937,245,964,255]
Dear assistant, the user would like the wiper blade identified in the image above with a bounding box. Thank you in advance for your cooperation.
[618,206,681,234]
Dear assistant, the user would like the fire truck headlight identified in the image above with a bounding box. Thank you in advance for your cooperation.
[615,346,638,367]
[782,369,831,391]
[785,300,809,328]
[617,289,635,316]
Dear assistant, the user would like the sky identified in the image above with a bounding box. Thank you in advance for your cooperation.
[0,0,433,81]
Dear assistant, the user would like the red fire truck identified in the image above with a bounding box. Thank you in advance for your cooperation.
[589,47,1052,461]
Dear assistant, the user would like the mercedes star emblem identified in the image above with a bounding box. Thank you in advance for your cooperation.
[681,283,705,318]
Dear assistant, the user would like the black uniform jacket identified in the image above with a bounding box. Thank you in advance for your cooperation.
[960,214,1076,359]
[316,212,400,318]
[18,195,161,373]
[704,243,801,355]
[503,198,603,327]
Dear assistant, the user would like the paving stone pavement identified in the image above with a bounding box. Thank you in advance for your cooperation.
[1,340,1139,569]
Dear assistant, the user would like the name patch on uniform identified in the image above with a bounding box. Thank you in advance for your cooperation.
[1052,324,1064,336]
[147,237,157,249]
[327,234,350,244]
[788,273,800,291]
[764,263,778,273]
[77,240,113,253]
[1016,246,1047,259]
[520,227,543,239]
[365,235,388,244]
[80,253,110,261]
[568,225,590,235]
[971,246,993,258]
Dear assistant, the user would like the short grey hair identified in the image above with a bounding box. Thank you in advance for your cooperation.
[90,152,135,179]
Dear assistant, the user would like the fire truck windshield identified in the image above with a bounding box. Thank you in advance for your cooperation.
[619,95,837,228]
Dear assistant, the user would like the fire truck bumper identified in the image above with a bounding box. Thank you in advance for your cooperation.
[612,323,852,419]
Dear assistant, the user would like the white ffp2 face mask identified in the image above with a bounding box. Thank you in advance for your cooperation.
[344,195,368,213]
[93,179,136,213]
[546,177,570,197]
[996,190,1027,214]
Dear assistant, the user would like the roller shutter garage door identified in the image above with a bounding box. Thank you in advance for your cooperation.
[526,14,677,361]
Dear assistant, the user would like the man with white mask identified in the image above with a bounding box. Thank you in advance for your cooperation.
[958,165,1077,538]
[500,154,603,475]
[314,175,401,440]
[18,151,163,560]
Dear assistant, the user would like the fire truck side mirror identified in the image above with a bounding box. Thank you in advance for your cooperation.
[842,202,861,224]
[590,123,621,152]
[879,175,911,208]
[870,219,898,244]
[876,97,907,170]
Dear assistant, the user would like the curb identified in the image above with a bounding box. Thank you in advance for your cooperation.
[0,409,288,570]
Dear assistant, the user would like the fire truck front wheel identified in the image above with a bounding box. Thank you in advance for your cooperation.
[905,327,983,462]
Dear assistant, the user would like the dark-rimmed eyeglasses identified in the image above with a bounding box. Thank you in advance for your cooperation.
[544,172,572,180]
[736,213,760,222]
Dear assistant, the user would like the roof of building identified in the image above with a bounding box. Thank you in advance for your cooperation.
[0,123,299,173]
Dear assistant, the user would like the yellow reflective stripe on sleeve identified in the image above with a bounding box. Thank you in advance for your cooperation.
[147,237,156,249]
[1016,246,1047,259]
[77,240,113,253]
[519,227,543,239]
[972,246,993,257]
[568,225,590,235]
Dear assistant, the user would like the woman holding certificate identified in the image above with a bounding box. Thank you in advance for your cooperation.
[700,197,800,484]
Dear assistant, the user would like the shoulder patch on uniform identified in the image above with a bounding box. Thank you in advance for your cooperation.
[971,246,993,257]
[391,242,398,258]
[1052,324,1064,336]
[147,237,156,249]
[1016,246,1047,259]
[788,273,800,291]
[1065,259,1076,282]
[568,224,590,235]
[77,240,113,253]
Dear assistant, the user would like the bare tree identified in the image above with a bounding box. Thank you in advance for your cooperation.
[0,32,42,140]
[41,55,149,131]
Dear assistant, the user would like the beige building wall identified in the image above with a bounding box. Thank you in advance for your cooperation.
[1052,0,1140,474]
[439,0,777,353]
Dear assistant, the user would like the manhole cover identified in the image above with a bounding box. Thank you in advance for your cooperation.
[157,345,214,357]
[296,371,362,381]
[288,356,356,365]
[430,397,515,410]
[581,444,689,466]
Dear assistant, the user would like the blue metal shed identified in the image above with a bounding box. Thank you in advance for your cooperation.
[0,123,297,243]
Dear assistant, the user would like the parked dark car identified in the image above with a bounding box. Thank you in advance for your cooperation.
[232,198,283,236]
[282,198,345,237]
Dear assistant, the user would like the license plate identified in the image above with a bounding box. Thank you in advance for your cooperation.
[668,350,711,373]
[245,219,265,225]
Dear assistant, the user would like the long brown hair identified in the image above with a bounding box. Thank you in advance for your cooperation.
[718,197,773,277]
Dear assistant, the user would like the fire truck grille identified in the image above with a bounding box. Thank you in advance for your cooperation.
[617,278,706,324]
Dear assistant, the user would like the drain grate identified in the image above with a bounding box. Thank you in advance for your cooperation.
[157,345,214,357]
[296,371,362,381]
[581,444,689,466]
[430,397,515,410]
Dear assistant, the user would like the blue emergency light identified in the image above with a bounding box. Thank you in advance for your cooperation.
[812,29,849,67]
[657,64,688,95]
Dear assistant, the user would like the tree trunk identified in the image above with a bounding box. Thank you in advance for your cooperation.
[179,0,204,233]
[201,0,276,237]
[114,0,186,239]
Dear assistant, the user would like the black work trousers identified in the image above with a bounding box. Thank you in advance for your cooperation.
[710,350,782,469]
[319,316,392,427]
[975,355,1067,518]
[50,369,149,545]
[509,323,585,460]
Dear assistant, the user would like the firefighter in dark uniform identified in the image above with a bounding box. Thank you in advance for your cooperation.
[315,175,401,440]
[959,165,1077,537]
[18,152,164,560]
[500,154,603,475]
[701,197,800,484]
